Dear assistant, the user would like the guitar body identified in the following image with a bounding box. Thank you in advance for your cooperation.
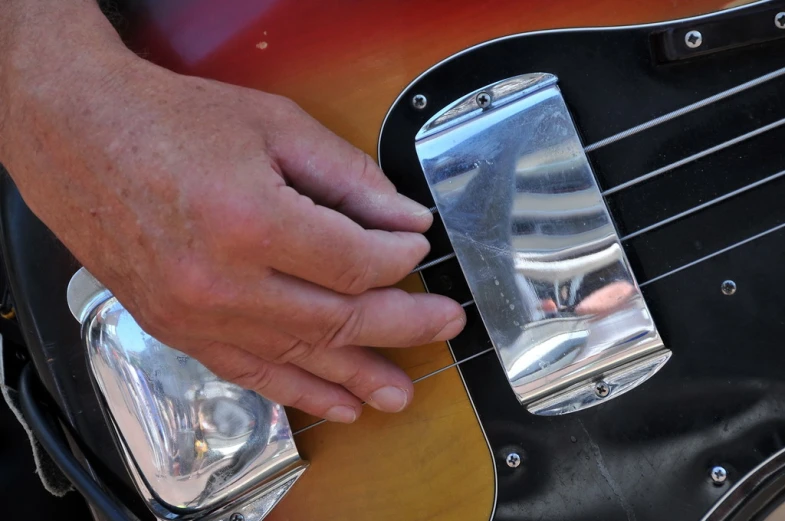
[70,0,785,519]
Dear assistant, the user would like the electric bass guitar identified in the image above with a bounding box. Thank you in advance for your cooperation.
[7,1,785,520]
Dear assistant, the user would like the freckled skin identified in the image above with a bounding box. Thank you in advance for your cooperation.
[0,0,466,423]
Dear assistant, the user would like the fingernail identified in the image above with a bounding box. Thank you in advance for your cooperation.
[368,386,409,413]
[396,194,432,217]
[324,405,358,423]
[432,315,467,342]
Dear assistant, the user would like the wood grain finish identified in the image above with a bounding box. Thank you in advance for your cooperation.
[124,1,748,519]
[272,368,493,521]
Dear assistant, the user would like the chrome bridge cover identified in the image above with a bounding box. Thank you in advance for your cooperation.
[67,268,307,520]
[415,73,670,415]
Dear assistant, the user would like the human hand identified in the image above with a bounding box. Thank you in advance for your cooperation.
[0,22,465,423]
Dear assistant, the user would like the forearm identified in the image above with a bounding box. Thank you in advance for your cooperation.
[0,0,134,177]
[0,0,122,65]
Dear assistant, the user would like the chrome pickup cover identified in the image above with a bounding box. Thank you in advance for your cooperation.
[415,74,671,415]
[67,268,307,521]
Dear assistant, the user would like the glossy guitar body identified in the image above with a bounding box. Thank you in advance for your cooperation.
[47,0,785,519]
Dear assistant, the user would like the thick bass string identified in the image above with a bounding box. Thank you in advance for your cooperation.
[412,65,785,274]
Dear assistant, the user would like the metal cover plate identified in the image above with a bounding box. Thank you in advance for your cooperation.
[414,74,669,412]
[67,268,307,519]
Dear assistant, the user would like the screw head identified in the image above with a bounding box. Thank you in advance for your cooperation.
[594,381,610,398]
[411,94,428,110]
[776,12,785,29]
[506,452,521,468]
[721,280,736,296]
[710,465,727,485]
[685,30,703,49]
[229,514,245,521]
[476,92,492,109]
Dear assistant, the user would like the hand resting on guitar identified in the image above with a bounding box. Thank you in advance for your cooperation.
[0,0,467,423]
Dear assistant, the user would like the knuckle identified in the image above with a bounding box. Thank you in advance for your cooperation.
[387,290,432,345]
[278,96,302,114]
[332,253,374,295]
[206,198,278,253]
[161,258,220,309]
[337,365,365,391]
[353,151,387,189]
[228,363,276,393]
[314,304,364,349]
[331,151,389,215]
[266,93,303,119]
[271,338,317,365]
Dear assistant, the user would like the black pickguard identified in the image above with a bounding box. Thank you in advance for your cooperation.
[379,2,785,520]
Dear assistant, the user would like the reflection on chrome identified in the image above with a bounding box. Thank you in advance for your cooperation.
[67,268,306,520]
[415,74,670,413]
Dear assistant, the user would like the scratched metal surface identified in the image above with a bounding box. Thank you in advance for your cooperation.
[380,3,785,519]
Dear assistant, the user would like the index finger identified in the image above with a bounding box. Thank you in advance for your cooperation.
[268,185,431,295]
[264,99,433,233]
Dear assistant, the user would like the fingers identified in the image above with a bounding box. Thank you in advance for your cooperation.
[265,101,433,233]
[267,185,430,294]
[229,325,417,413]
[337,289,466,348]
[232,273,466,349]
[196,341,362,423]
[277,344,414,413]
[191,332,416,418]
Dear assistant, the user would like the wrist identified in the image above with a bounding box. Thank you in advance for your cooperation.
[0,0,137,161]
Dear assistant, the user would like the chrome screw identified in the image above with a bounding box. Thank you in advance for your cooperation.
[411,94,428,110]
[710,465,727,485]
[685,30,703,49]
[229,514,245,521]
[721,280,737,296]
[594,381,610,398]
[506,452,521,468]
[776,12,785,29]
[476,91,492,109]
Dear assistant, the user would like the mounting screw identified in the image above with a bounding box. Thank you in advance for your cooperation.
[229,514,245,521]
[721,280,737,296]
[594,381,610,398]
[710,465,727,485]
[476,91,492,109]
[506,452,521,468]
[411,94,428,110]
[685,30,703,49]
[776,12,785,29]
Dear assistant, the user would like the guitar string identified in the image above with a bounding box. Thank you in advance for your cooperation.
[293,67,785,436]
[602,116,785,196]
[294,215,785,436]
[292,346,496,436]
[584,65,785,152]
[412,112,785,273]
[620,168,785,241]
[411,252,457,273]
[293,196,785,436]
[420,67,785,219]
[639,220,785,288]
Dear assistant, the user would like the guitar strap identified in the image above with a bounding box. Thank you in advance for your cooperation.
[0,336,72,497]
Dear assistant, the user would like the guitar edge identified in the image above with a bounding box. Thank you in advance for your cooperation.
[123,1,750,519]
